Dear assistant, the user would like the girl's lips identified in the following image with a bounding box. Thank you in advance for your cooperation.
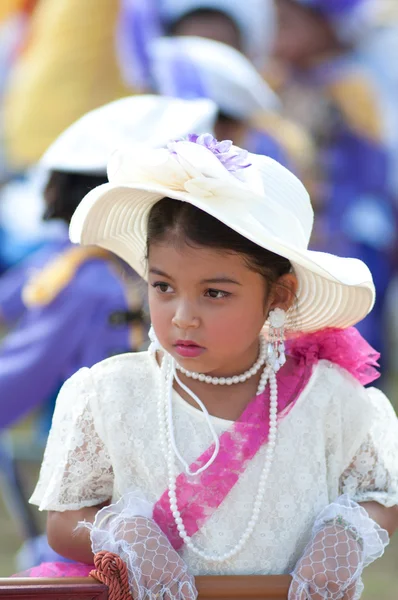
[174,344,205,358]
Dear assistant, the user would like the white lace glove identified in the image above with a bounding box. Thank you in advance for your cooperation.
[289,495,389,600]
[81,493,197,600]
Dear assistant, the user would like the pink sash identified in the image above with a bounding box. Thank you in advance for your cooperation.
[153,328,379,550]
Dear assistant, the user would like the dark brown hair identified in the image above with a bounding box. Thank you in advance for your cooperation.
[146,198,292,286]
[167,8,241,48]
[43,170,108,223]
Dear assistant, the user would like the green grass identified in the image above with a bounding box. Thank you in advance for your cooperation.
[362,534,398,600]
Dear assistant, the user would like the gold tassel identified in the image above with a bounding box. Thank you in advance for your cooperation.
[325,74,383,143]
[23,246,110,307]
[249,112,315,176]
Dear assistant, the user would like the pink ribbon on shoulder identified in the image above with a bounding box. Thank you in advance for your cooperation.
[153,327,379,549]
[286,327,380,386]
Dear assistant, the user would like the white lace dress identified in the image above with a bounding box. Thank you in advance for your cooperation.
[30,351,398,575]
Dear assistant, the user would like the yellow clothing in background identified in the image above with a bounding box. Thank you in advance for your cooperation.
[0,0,27,24]
[4,0,131,168]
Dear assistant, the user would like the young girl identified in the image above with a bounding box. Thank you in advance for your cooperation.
[29,136,398,599]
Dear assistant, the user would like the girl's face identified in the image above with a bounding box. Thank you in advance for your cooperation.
[148,240,274,377]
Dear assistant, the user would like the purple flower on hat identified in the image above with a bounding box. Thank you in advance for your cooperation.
[188,133,252,174]
[168,133,251,177]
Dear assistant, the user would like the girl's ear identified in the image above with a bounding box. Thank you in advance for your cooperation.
[269,273,298,313]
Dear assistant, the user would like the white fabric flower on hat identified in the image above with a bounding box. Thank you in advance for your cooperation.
[108,146,189,190]
[107,135,258,199]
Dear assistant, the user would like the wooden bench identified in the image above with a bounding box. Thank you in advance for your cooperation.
[0,575,291,599]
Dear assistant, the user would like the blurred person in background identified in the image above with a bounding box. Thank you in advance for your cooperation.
[115,0,315,183]
[272,0,398,361]
[149,35,314,181]
[116,0,276,91]
[0,95,216,569]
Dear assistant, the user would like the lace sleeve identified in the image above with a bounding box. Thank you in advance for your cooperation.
[339,387,398,508]
[30,367,114,511]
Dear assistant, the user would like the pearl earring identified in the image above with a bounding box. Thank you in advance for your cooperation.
[267,308,286,372]
[148,325,161,354]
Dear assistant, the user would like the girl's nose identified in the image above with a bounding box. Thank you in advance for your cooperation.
[172,303,200,330]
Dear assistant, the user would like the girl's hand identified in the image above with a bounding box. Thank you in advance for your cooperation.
[88,498,197,600]
[112,516,196,600]
[288,522,363,600]
[289,495,390,600]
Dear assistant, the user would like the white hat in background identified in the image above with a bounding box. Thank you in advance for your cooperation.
[149,36,280,121]
[70,136,375,333]
[40,94,217,174]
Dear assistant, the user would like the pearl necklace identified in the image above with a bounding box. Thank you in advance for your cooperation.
[157,345,279,563]
[175,335,267,385]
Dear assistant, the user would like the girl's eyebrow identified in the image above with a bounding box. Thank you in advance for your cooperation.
[149,268,241,286]
[149,268,174,280]
[201,277,242,285]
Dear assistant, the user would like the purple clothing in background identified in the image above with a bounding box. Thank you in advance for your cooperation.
[0,238,70,325]
[0,239,136,431]
[245,128,293,172]
[298,0,364,16]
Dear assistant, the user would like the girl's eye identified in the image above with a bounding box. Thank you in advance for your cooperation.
[205,289,230,299]
[153,282,174,294]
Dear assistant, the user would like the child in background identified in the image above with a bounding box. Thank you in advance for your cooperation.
[148,35,314,181]
[272,0,398,358]
[115,0,315,183]
[116,0,275,90]
[26,135,398,599]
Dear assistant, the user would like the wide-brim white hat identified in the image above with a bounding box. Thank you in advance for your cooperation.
[40,95,217,174]
[149,36,280,121]
[70,137,375,333]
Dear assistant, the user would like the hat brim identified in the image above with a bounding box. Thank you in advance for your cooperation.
[39,95,217,174]
[70,182,375,333]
